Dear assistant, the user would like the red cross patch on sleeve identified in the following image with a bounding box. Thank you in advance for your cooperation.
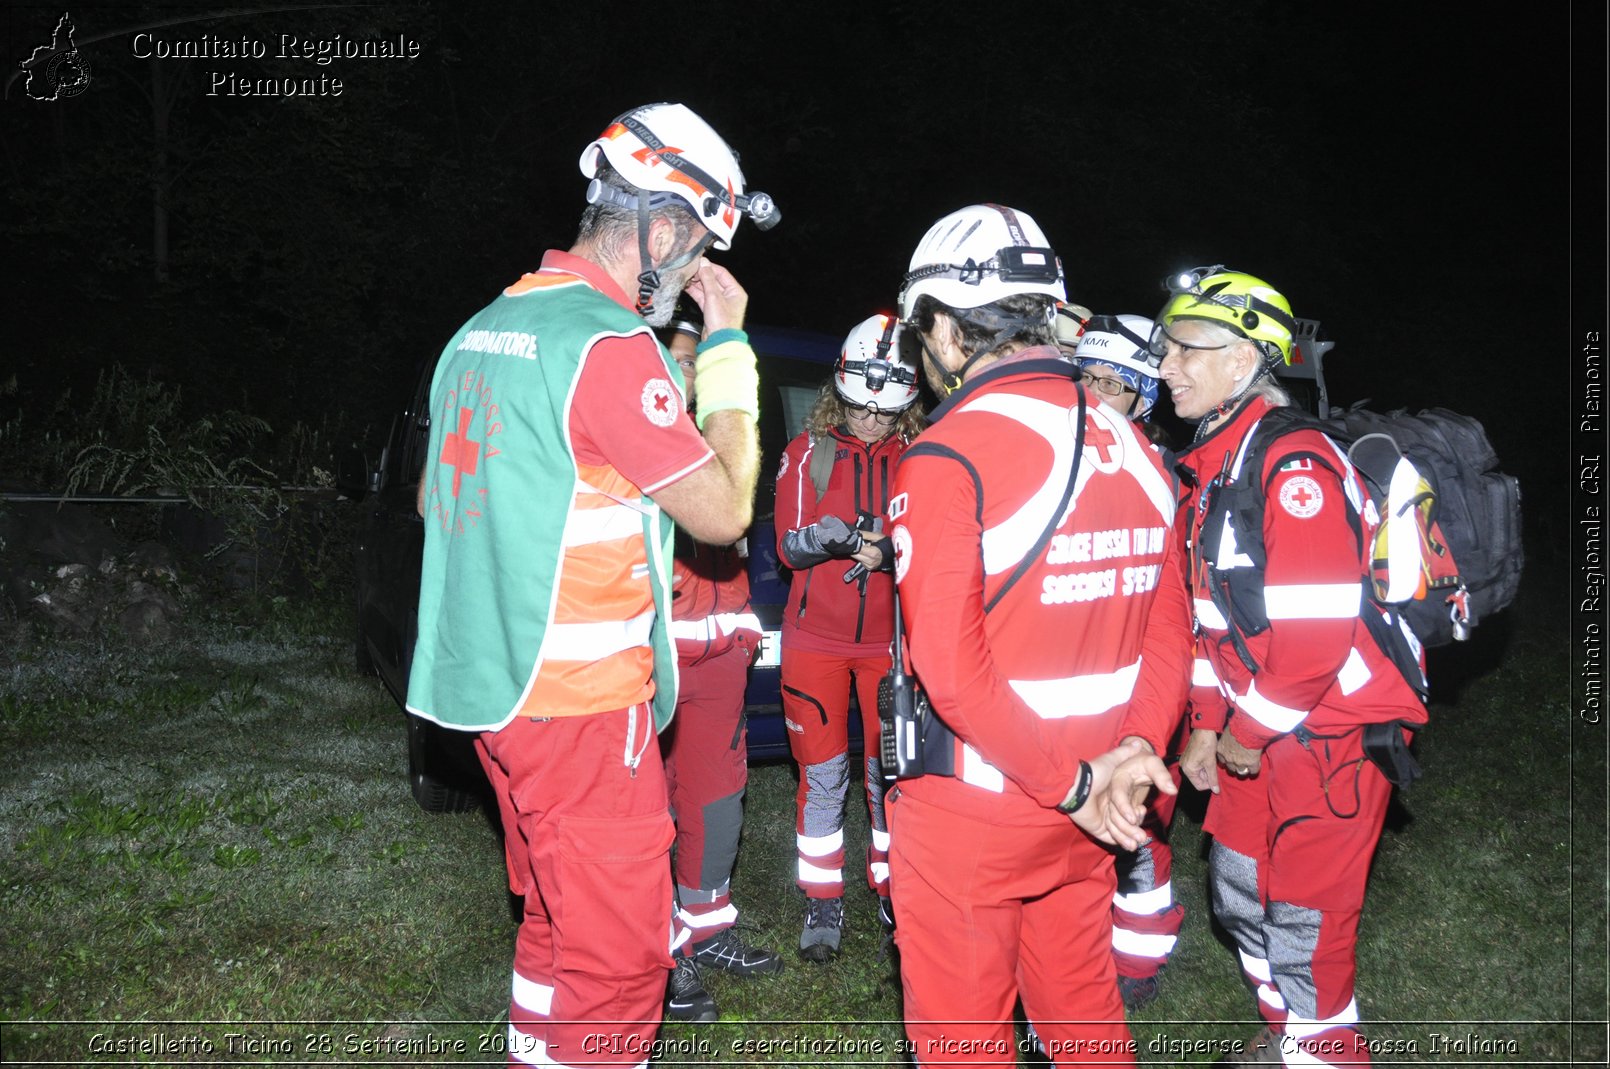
[640,378,679,427]
[1277,475,1325,518]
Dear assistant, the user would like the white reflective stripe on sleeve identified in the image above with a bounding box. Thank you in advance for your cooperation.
[1110,927,1178,958]
[1113,881,1174,915]
[1192,658,1219,687]
[677,904,739,932]
[797,829,844,857]
[542,611,655,661]
[670,613,761,643]
[714,611,761,635]
[871,828,891,852]
[1235,680,1308,733]
[797,858,842,885]
[562,502,644,547]
[869,861,890,884]
[1285,997,1362,1038]
[1194,598,1228,631]
[959,743,1005,793]
[669,619,715,642]
[1009,659,1140,719]
[1264,583,1361,621]
[512,971,554,1016]
[1336,647,1372,695]
[1237,949,1273,983]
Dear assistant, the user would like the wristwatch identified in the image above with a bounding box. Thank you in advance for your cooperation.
[1056,760,1094,815]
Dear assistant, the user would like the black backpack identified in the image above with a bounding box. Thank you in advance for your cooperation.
[1200,403,1523,697]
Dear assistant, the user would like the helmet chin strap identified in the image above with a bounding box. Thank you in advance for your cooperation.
[632,197,710,319]
[1188,360,1276,443]
[923,310,1042,395]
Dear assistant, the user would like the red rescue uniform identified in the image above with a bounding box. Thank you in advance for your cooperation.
[887,350,1192,1066]
[663,537,760,948]
[775,425,906,900]
[1181,394,1428,1068]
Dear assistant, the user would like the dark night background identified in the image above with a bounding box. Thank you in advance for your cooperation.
[0,2,1595,561]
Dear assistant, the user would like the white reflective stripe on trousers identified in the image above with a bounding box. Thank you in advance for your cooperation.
[1111,927,1178,958]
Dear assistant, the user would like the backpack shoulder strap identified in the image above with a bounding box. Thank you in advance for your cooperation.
[808,433,835,502]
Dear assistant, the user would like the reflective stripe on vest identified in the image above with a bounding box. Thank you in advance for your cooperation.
[1008,658,1142,720]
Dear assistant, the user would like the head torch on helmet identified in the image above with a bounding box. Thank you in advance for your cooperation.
[1153,265,1297,365]
[614,113,781,231]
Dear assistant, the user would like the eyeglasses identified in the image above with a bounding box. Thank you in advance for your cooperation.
[845,402,901,425]
[1080,371,1135,398]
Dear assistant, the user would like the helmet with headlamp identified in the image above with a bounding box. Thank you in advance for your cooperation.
[1075,314,1161,418]
[1152,266,1296,366]
[579,102,778,249]
[834,314,920,412]
[898,204,1065,318]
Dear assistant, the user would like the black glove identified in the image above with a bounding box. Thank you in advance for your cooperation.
[781,514,863,569]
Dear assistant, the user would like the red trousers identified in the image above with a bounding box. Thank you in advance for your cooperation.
[1205,728,1395,1068]
[476,708,674,1068]
[663,644,751,947]
[781,645,891,898]
[889,787,1136,1067]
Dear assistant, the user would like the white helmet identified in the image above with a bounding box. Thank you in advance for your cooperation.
[1076,314,1162,418]
[898,203,1066,318]
[578,102,778,250]
[1053,301,1093,352]
[834,314,920,411]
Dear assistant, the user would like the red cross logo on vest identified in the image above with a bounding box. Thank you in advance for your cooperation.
[1082,408,1124,475]
[440,406,481,498]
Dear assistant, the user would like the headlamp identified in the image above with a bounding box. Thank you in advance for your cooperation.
[902,246,1063,290]
[1162,264,1227,297]
[614,112,782,232]
[842,359,916,393]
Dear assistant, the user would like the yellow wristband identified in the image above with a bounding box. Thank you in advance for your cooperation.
[693,339,759,430]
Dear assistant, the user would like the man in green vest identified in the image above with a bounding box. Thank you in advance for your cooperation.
[408,102,779,1065]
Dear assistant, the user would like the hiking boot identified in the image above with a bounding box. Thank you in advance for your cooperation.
[664,956,718,1023]
[877,895,896,934]
[1117,973,1160,1012]
[1215,1026,1282,1066]
[693,927,783,977]
[799,896,845,962]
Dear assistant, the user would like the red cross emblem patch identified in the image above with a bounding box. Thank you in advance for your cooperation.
[641,378,679,427]
[1278,475,1324,518]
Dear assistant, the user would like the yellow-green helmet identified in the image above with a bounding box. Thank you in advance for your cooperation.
[1157,266,1297,365]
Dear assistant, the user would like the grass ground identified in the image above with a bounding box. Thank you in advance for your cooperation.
[0,569,1601,1066]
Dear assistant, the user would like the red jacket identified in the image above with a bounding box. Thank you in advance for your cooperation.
[775,425,906,656]
[1179,395,1427,750]
[888,350,1193,824]
[669,538,761,668]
